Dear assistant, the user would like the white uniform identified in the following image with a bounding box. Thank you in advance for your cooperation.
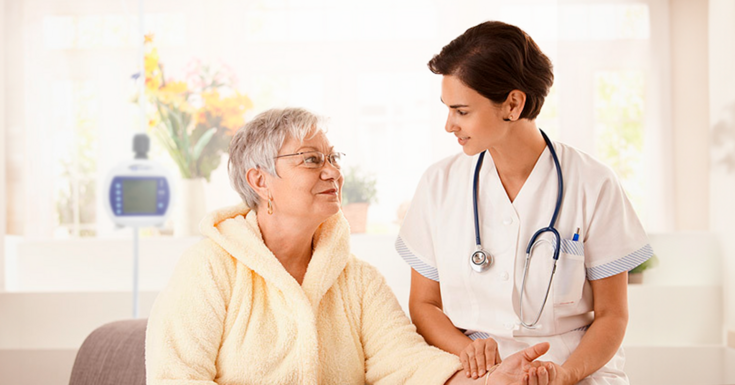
[397,141,652,385]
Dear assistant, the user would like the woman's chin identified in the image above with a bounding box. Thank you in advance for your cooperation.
[314,202,342,221]
[462,146,483,156]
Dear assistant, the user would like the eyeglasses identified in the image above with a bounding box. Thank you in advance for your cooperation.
[274,151,345,169]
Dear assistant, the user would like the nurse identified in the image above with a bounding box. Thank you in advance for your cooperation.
[397,21,653,385]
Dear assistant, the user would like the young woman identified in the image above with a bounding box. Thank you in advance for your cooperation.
[397,21,652,385]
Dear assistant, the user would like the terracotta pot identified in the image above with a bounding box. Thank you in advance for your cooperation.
[628,272,643,284]
[342,202,369,234]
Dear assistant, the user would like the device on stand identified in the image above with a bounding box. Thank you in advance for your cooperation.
[104,134,174,318]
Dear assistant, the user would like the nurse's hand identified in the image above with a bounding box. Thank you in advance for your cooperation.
[445,343,551,385]
[487,342,553,385]
[460,337,501,379]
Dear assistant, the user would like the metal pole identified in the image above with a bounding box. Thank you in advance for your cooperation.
[133,0,145,320]
[138,0,145,134]
[133,226,140,318]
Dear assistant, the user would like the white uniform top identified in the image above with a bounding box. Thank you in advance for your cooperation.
[397,141,652,380]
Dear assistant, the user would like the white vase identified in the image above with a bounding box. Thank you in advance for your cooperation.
[174,177,207,238]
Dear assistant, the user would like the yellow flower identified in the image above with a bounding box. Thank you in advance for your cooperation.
[144,48,159,77]
[156,80,189,106]
[160,81,188,94]
[143,47,162,93]
[198,91,253,134]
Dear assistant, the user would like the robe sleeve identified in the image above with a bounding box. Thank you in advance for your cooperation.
[145,240,236,385]
[359,264,461,385]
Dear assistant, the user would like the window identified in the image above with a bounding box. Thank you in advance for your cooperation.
[7,0,671,238]
[52,80,99,237]
[594,70,647,218]
[501,1,668,229]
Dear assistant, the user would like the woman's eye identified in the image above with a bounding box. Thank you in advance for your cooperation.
[304,156,320,164]
[457,110,468,116]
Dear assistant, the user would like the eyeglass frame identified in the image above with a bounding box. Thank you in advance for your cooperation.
[273,150,346,169]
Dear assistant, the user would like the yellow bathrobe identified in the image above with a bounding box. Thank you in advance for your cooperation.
[145,204,462,385]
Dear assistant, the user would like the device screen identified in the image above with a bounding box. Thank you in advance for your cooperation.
[122,179,158,214]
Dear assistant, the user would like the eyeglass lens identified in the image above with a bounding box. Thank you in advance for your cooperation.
[302,152,342,168]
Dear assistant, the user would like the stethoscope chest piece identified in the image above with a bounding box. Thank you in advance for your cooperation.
[470,247,493,273]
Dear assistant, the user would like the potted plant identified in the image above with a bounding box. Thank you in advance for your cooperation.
[136,34,253,236]
[628,254,659,284]
[341,167,377,233]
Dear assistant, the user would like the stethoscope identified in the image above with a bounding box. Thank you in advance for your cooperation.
[469,129,563,329]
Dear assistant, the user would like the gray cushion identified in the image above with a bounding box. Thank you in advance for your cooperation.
[69,319,147,385]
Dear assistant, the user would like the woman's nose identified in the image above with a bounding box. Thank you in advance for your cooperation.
[445,114,458,133]
[321,160,342,180]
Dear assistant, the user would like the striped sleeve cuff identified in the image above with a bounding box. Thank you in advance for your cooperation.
[395,236,439,282]
[586,244,654,280]
[466,331,491,340]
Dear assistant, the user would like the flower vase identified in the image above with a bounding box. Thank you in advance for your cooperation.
[174,177,207,237]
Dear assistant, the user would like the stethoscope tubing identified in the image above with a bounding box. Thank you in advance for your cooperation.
[470,129,565,328]
[472,151,486,247]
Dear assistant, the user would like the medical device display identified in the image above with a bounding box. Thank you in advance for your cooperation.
[104,133,174,318]
[104,134,174,227]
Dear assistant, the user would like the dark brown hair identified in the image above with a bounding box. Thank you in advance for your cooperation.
[428,21,554,120]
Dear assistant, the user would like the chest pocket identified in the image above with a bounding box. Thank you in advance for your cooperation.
[553,239,586,306]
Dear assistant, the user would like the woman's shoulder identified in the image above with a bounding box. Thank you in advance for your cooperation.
[554,141,620,187]
[177,238,240,276]
[419,152,474,187]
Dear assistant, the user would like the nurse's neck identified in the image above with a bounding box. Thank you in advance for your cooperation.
[487,120,546,203]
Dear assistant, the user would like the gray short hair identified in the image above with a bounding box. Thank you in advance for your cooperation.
[228,107,326,210]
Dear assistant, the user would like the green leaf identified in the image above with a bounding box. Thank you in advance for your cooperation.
[342,166,378,205]
[192,127,217,162]
[629,254,659,274]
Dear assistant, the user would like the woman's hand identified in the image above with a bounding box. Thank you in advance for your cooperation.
[460,337,501,379]
[445,343,553,385]
[523,361,573,385]
[486,342,553,385]
[520,361,557,385]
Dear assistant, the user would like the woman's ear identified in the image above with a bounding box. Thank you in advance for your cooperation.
[245,168,270,201]
[505,90,527,121]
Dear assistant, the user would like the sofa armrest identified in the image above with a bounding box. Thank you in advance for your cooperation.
[69,319,147,385]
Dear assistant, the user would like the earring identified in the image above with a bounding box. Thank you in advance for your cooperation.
[267,196,273,215]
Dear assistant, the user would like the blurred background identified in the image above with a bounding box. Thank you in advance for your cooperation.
[1,0,734,384]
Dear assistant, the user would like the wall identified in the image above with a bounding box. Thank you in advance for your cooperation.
[709,0,735,348]
[0,0,6,290]
[4,0,22,236]
[671,0,710,231]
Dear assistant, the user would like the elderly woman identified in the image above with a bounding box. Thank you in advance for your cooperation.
[145,107,554,385]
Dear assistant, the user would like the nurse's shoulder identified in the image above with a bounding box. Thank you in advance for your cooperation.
[554,141,622,192]
[418,152,476,193]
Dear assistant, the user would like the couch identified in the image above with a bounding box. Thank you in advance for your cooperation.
[68,319,147,385]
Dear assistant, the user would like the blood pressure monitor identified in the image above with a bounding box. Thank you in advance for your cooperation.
[104,134,174,227]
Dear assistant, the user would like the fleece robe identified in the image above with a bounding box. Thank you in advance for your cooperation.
[145,204,462,385]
